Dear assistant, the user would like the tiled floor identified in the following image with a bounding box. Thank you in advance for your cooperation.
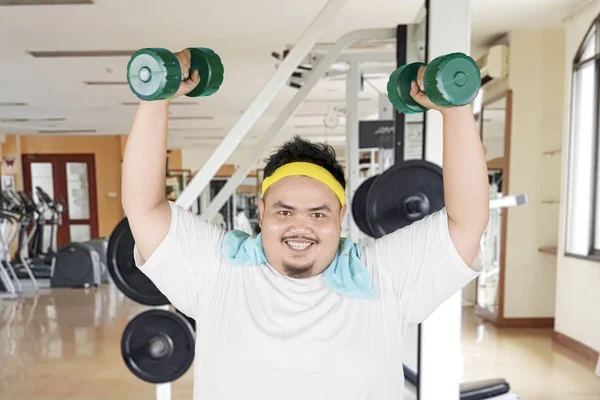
[1,284,599,399]
[461,310,600,399]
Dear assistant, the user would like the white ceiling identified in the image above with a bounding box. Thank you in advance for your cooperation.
[471,0,585,58]
[0,0,587,153]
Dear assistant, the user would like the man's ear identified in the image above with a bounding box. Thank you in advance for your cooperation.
[258,198,265,228]
[339,204,347,226]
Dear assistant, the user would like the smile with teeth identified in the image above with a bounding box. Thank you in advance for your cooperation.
[285,240,314,251]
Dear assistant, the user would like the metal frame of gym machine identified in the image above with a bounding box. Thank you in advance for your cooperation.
[155,0,526,399]
[199,49,397,222]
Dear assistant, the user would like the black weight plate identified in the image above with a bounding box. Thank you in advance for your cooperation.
[121,309,195,384]
[107,218,168,306]
[352,175,379,237]
[175,308,196,332]
[366,160,444,238]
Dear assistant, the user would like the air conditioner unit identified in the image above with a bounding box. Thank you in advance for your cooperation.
[476,44,509,84]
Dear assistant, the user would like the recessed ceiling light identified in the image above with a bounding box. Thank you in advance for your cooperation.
[0,117,66,122]
[84,81,128,85]
[29,49,134,57]
[168,116,213,121]
[38,129,96,133]
[122,101,198,106]
[1,0,92,4]
[170,127,224,131]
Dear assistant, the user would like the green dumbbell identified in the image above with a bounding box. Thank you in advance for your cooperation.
[387,52,480,114]
[127,47,224,101]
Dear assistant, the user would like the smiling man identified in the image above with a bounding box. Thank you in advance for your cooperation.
[258,141,348,279]
[122,49,488,400]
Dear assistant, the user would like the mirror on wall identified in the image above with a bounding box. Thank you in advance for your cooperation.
[474,91,510,318]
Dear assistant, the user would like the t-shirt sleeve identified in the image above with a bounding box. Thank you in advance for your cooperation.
[364,208,483,326]
[133,201,226,317]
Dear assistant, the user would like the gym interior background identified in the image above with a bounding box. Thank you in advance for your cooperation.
[1,0,600,399]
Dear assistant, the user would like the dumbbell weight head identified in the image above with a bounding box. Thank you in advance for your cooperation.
[127,47,224,101]
[386,62,428,114]
[185,47,224,98]
[423,53,481,108]
[127,48,181,101]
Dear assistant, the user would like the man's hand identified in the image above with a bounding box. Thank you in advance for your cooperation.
[409,66,442,112]
[171,50,202,99]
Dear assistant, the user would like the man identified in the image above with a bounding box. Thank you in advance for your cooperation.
[122,49,488,400]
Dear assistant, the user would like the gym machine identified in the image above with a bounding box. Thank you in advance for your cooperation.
[0,192,24,297]
[0,186,106,296]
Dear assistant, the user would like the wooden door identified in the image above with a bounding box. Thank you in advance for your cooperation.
[22,154,99,248]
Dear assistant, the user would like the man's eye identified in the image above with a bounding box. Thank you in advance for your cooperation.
[313,213,325,218]
[279,211,291,216]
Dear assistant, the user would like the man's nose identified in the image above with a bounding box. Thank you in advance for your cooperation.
[289,214,313,232]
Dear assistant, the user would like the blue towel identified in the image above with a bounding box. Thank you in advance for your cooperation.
[221,230,378,300]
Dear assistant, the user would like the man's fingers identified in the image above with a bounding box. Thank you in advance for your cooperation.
[417,66,425,90]
[175,51,191,81]
[410,80,419,96]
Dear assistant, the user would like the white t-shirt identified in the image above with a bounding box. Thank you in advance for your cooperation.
[134,201,482,400]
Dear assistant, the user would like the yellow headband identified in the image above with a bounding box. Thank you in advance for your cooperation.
[261,162,345,206]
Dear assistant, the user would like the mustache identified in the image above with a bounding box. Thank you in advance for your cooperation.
[282,235,319,243]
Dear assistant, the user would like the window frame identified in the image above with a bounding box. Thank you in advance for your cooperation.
[564,14,600,261]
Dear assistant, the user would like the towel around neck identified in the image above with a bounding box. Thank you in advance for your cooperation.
[221,230,378,300]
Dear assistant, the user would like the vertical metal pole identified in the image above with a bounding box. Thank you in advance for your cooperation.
[175,0,350,209]
[156,383,171,400]
[379,93,394,120]
[346,61,361,241]
[378,95,395,172]
[155,303,174,400]
[371,149,377,175]
[419,1,471,400]
[394,25,408,164]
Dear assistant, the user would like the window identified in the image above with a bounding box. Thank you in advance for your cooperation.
[565,17,600,257]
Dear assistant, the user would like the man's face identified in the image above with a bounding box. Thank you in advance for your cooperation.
[258,175,346,278]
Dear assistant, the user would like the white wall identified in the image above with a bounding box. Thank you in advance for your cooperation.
[556,3,600,353]
[503,29,565,318]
